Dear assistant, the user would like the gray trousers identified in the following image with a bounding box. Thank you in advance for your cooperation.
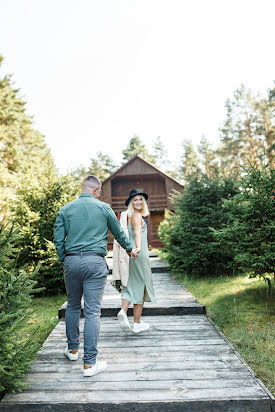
[64,254,108,365]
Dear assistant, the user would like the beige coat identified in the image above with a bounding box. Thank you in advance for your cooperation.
[112,210,130,287]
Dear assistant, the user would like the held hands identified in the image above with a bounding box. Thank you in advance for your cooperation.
[128,248,140,260]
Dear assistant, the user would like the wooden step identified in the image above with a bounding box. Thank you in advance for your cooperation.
[1,315,273,411]
[1,255,273,411]
[58,270,206,319]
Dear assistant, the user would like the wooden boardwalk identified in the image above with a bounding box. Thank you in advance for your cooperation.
[1,257,274,411]
[58,267,205,318]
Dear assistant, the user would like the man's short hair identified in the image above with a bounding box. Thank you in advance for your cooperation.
[82,175,101,191]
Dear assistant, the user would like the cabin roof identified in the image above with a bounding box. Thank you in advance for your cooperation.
[102,155,184,188]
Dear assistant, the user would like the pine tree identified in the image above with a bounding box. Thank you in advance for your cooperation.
[0,55,52,219]
[198,135,219,178]
[72,151,117,182]
[152,136,169,169]
[219,85,274,176]
[158,176,238,277]
[11,164,78,294]
[179,139,201,182]
[213,164,275,297]
[122,136,155,164]
[0,221,42,394]
[253,86,275,169]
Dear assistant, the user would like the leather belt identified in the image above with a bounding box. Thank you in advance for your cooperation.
[66,252,105,258]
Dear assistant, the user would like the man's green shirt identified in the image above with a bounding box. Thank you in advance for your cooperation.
[54,193,131,263]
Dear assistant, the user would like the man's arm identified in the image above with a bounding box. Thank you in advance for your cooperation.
[53,211,66,263]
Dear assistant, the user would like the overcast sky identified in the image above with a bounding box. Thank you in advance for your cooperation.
[1,0,274,173]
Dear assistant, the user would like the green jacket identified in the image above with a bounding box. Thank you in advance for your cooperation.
[54,193,131,263]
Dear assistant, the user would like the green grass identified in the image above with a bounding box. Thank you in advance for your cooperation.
[173,273,275,396]
[24,294,66,349]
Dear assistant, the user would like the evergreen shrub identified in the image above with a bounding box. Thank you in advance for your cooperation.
[159,176,238,277]
[12,166,78,295]
[0,221,42,395]
[213,164,275,294]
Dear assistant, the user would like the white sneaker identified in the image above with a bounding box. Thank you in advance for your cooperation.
[132,321,150,333]
[117,309,131,332]
[83,361,108,377]
[64,346,78,361]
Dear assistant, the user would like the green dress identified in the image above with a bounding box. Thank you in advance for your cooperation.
[121,219,156,304]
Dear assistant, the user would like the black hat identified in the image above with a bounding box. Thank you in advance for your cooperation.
[125,189,149,206]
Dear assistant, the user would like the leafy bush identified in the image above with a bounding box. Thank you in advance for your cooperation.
[159,176,238,277]
[12,165,78,295]
[0,221,42,395]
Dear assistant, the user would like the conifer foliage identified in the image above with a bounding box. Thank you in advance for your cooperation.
[159,176,238,276]
[213,164,275,294]
[11,165,78,295]
[0,221,42,394]
[0,56,52,220]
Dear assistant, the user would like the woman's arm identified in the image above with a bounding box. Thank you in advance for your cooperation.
[131,212,142,252]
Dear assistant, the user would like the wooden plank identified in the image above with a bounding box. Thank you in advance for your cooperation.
[24,378,260,390]
[1,316,273,411]
[58,257,205,319]
[0,400,272,412]
[13,379,262,392]
[1,255,273,411]
[25,369,254,383]
[28,364,252,379]
[1,387,269,402]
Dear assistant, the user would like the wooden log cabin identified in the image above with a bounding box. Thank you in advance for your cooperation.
[100,155,184,248]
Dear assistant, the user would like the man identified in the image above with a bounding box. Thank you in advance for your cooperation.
[54,175,138,377]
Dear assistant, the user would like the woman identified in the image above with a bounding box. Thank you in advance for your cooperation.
[113,189,156,333]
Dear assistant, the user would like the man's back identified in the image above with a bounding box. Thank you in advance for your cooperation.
[60,194,110,254]
[53,175,135,377]
[54,193,131,263]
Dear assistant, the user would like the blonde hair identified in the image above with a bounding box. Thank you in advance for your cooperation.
[127,195,150,218]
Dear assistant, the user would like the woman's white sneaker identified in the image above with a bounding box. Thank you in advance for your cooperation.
[117,309,131,332]
[132,321,150,333]
[64,346,78,361]
[83,361,108,377]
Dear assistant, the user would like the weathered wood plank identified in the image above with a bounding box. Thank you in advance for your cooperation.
[1,316,273,409]
[0,400,272,412]
[58,257,205,318]
[1,256,273,411]
[17,378,262,391]
[28,365,253,380]
[1,386,269,402]
[25,371,254,384]
[35,350,240,363]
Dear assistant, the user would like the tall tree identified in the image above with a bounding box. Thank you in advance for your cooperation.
[152,136,169,169]
[0,56,52,218]
[213,164,274,297]
[158,176,238,277]
[253,86,275,169]
[12,163,78,294]
[72,151,117,182]
[179,139,200,181]
[198,135,219,178]
[122,135,155,164]
[219,85,274,176]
